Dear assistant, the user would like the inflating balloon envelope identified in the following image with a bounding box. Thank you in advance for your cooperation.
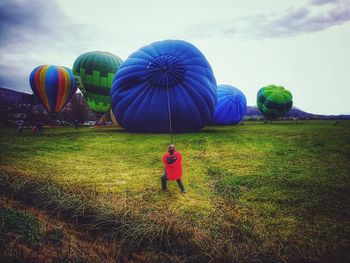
[257,84,293,120]
[110,39,217,133]
[73,51,123,116]
[29,65,77,116]
[211,84,247,125]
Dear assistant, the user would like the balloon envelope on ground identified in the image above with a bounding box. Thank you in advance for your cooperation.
[257,85,293,120]
[110,39,217,133]
[72,51,123,114]
[211,84,247,125]
[29,65,76,115]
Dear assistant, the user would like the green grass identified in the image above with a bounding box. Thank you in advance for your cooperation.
[0,206,40,248]
[1,121,349,262]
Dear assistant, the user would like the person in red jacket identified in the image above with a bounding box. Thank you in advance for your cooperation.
[161,145,186,193]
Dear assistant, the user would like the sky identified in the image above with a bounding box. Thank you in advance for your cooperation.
[0,0,349,115]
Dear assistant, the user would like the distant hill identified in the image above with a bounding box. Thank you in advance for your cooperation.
[0,87,37,105]
[245,106,261,116]
[246,106,350,120]
[0,87,26,104]
[246,106,315,118]
[1,87,349,120]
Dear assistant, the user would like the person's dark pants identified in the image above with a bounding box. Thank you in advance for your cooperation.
[161,172,185,192]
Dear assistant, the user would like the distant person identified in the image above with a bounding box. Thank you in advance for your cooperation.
[37,122,43,135]
[334,120,339,126]
[75,119,79,129]
[32,124,38,136]
[17,123,24,136]
[161,145,186,193]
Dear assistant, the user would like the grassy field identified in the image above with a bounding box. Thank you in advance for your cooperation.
[1,121,349,262]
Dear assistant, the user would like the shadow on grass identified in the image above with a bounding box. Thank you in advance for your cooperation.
[0,171,213,262]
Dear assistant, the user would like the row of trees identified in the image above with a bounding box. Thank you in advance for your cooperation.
[0,93,103,127]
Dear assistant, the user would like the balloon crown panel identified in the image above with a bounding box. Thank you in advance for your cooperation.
[146,55,185,87]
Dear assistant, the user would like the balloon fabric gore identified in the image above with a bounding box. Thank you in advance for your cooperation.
[110,40,217,133]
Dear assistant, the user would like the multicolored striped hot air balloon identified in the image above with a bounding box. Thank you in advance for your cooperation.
[29,65,77,115]
[72,51,123,115]
[257,84,293,120]
[211,84,247,125]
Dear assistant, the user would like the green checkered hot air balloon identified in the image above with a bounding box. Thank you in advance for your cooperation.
[72,51,123,114]
[257,84,293,120]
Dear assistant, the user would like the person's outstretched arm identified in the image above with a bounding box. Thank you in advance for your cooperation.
[166,155,178,165]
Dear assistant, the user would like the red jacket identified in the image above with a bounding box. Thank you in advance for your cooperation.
[162,151,182,180]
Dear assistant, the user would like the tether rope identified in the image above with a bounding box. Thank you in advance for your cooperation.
[165,72,173,144]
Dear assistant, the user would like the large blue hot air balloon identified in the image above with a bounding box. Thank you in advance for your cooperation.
[210,85,247,125]
[110,40,217,133]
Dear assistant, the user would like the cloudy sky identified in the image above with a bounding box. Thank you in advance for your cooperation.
[1,0,349,114]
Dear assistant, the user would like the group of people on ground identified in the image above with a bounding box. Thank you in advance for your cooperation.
[17,122,43,136]
[32,122,43,136]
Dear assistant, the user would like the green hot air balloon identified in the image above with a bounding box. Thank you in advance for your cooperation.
[72,51,123,115]
[257,84,293,120]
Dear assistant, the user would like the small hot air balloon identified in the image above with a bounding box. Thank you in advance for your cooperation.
[72,51,123,116]
[211,85,247,125]
[29,65,77,116]
[110,40,217,133]
[257,84,293,120]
